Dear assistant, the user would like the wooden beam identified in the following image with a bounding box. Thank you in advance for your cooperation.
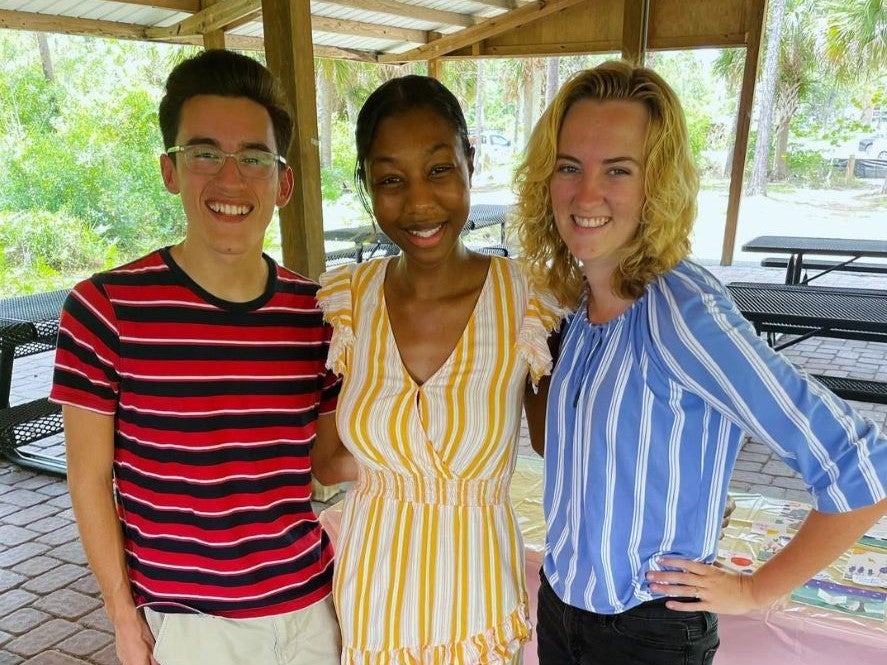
[469,0,516,9]
[467,39,621,57]
[113,0,200,10]
[227,9,263,31]
[314,45,379,62]
[312,15,429,44]
[262,0,326,280]
[651,33,748,49]
[621,0,650,65]
[0,9,268,50]
[145,0,260,40]
[378,0,587,62]
[427,58,443,79]
[0,9,144,39]
[201,0,226,50]
[721,0,767,266]
[323,0,475,27]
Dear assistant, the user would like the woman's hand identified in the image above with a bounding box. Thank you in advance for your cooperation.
[646,557,764,615]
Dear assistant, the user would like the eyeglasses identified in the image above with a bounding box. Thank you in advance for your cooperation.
[166,144,287,179]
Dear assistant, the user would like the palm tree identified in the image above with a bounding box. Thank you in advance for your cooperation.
[747,0,787,195]
[824,0,887,78]
[825,0,887,193]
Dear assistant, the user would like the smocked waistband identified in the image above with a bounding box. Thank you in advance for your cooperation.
[353,467,511,506]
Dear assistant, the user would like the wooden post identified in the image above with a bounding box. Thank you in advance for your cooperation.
[846,155,855,183]
[720,0,767,266]
[261,0,326,280]
[200,0,226,49]
[621,0,649,66]
[427,58,442,80]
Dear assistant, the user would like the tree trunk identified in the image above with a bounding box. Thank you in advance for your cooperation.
[474,60,486,172]
[774,119,790,180]
[520,60,534,147]
[36,33,54,82]
[545,57,559,106]
[774,79,800,181]
[746,0,787,196]
[316,62,334,170]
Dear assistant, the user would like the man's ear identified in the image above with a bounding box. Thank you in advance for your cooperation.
[276,165,295,208]
[160,153,180,194]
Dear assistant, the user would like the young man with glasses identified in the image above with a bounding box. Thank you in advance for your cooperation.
[51,49,352,665]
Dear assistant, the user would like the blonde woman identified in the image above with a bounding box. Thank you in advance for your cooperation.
[513,60,887,665]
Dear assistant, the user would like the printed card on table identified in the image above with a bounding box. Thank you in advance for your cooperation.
[859,516,887,550]
[749,501,809,536]
[791,578,887,621]
[842,548,887,588]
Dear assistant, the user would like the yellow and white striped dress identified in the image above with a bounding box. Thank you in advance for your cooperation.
[317,256,564,665]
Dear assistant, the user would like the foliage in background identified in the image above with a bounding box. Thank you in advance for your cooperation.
[1,19,885,296]
[0,33,189,295]
[0,209,117,294]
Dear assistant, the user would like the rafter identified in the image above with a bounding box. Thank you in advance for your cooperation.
[0,9,144,40]
[226,9,263,31]
[145,0,260,40]
[312,15,430,44]
[322,0,475,28]
[378,0,587,62]
[467,0,517,8]
[116,0,200,10]
[314,45,379,62]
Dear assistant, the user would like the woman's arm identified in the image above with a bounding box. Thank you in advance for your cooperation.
[523,329,561,457]
[310,412,358,485]
[524,375,549,456]
[648,498,887,614]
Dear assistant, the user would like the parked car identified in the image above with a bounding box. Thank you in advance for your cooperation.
[468,130,513,163]
[860,136,887,160]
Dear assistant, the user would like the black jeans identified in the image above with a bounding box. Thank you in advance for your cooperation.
[537,571,719,665]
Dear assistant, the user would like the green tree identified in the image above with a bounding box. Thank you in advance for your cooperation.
[825,0,887,193]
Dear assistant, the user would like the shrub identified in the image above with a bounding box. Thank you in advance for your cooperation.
[0,209,117,294]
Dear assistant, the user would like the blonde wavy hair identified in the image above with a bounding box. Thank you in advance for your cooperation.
[513,60,699,308]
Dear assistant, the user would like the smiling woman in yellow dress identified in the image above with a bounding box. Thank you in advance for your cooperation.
[312,75,565,664]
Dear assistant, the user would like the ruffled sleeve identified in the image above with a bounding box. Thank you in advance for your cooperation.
[517,279,569,389]
[317,263,356,376]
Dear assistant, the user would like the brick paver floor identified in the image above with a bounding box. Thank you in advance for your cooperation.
[1,261,886,663]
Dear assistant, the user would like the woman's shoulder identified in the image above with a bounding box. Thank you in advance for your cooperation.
[651,260,730,303]
[645,260,739,337]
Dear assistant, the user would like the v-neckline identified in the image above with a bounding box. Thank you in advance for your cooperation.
[380,256,494,388]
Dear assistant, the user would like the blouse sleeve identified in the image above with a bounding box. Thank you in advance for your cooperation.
[517,280,568,389]
[316,263,356,376]
[649,270,887,513]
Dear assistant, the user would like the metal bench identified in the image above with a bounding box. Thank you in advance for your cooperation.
[811,375,887,405]
[726,282,887,405]
[0,398,65,474]
[760,257,887,278]
[726,282,887,349]
[0,290,69,474]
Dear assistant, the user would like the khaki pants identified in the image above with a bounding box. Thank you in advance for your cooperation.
[144,596,341,665]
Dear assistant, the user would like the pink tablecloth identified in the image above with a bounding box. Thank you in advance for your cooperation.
[319,457,887,664]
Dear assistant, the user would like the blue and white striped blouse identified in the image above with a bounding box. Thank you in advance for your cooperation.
[542,260,887,614]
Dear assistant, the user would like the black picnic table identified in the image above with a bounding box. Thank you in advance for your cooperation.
[742,235,887,285]
[726,281,887,404]
[0,289,70,474]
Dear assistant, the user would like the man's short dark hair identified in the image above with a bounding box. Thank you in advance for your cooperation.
[158,49,294,156]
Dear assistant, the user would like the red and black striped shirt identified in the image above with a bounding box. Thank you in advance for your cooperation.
[51,248,340,618]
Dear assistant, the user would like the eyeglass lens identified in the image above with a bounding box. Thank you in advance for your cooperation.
[180,145,279,179]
